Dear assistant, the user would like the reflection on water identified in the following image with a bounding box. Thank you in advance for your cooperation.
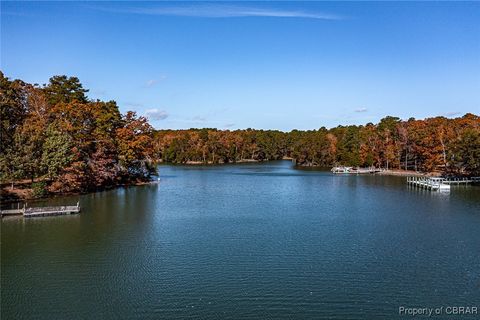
[2,161,480,319]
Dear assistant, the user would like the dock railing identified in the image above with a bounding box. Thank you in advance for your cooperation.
[442,177,480,184]
[407,176,450,191]
[1,202,80,218]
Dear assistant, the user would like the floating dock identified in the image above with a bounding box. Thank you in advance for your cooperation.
[407,177,450,191]
[331,166,383,174]
[0,208,25,217]
[1,202,80,218]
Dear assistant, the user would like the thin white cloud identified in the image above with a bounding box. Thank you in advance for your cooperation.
[354,107,368,113]
[145,75,167,88]
[124,102,143,108]
[145,109,169,120]
[165,117,235,128]
[192,116,207,122]
[146,79,158,87]
[444,111,461,117]
[94,4,342,20]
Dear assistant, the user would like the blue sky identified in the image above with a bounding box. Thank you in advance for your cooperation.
[2,1,479,130]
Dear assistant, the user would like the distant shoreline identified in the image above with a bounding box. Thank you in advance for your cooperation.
[183,159,263,165]
[159,156,294,166]
[175,159,429,177]
[377,169,427,177]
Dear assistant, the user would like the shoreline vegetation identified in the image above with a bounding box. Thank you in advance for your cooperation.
[1,178,156,204]
[1,73,479,202]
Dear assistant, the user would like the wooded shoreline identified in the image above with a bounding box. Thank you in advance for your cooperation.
[1,73,479,202]
[0,178,159,203]
[153,117,480,174]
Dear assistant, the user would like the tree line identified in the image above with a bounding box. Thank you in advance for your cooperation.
[1,72,155,197]
[154,117,480,175]
[1,73,479,198]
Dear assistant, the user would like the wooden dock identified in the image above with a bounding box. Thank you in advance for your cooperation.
[1,202,80,218]
[407,177,450,191]
[0,208,25,216]
[442,177,480,185]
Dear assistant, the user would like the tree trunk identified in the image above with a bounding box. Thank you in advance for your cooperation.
[440,137,447,168]
[405,150,408,171]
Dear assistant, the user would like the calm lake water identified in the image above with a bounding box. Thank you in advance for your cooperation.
[2,161,480,319]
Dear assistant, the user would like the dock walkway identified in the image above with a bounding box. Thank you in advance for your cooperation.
[1,202,80,218]
[0,208,25,216]
[442,177,480,185]
[407,177,450,191]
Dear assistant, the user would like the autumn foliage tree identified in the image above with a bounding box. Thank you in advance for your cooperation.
[0,73,156,197]
[116,111,155,179]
